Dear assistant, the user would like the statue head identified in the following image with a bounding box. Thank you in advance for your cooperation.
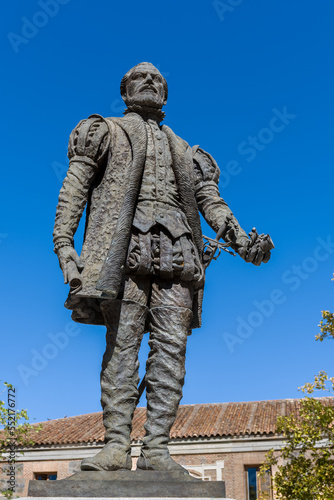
[120,62,168,111]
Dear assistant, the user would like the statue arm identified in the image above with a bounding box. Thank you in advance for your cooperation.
[53,116,110,282]
[53,160,98,249]
[193,147,249,249]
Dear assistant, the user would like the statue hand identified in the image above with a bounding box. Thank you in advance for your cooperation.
[57,246,83,284]
[237,229,274,266]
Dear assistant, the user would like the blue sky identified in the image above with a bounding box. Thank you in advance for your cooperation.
[1,0,333,423]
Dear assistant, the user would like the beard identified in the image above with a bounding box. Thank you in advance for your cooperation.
[123,88,166,122]
[125,90,164,110]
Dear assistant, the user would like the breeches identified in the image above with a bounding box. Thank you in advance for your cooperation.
[121,274,194,311]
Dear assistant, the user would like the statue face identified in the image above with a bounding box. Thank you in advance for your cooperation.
[123,65,167,109]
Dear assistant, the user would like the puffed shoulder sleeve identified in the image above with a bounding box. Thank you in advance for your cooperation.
[68,115,110,167]
[193,147,220,188]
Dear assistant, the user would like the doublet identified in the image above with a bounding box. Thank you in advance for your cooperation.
[127,119,203,283]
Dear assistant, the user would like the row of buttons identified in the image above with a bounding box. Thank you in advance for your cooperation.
[136,120,180,207]
[150,122,168,201]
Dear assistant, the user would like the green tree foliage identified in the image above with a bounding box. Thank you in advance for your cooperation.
[0,381,42,498]
[316,273,334,342]
[316,310,334,342]
[260,372,334,500]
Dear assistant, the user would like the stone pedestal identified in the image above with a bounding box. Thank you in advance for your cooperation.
[27,470,228,498]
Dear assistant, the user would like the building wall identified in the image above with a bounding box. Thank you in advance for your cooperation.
[0,463,25,497]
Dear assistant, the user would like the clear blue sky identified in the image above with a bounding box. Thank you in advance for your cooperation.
[1,0,333,423]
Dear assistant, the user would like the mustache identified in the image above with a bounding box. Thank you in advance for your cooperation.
[139,85,158,93]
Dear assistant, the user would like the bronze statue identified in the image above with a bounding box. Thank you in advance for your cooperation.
[53,62,273,474]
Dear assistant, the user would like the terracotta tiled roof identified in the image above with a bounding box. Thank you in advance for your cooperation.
[23,398,334,446]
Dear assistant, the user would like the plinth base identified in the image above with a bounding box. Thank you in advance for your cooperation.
[27,470,227,498]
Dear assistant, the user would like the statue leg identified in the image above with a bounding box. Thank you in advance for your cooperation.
[81,277,149,471]
[137,280,193,473]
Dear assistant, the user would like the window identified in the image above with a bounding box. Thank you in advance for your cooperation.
[185,461,224,481]
[34,473,57,481]
[245,466,272,500]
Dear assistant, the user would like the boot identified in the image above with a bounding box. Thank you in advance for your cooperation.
[81,442,132,471]
[81,299,148,471]
[136,306,192,474]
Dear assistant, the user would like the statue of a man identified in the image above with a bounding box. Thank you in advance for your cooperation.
[53,62,272,473]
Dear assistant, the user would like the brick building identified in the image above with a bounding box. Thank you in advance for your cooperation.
[2,397,333,499]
